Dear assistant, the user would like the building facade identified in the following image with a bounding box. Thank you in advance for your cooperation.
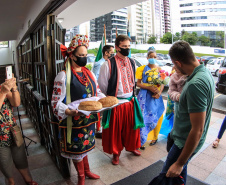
[88,0,172,43]
[90,8,128,42]
[128,1,152,44]
[176,0,226,46]
[128,0,170,44]
[163,0,171,33]
[65,22,90,42]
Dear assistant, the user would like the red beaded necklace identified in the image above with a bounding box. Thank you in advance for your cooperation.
[71,67,89,86]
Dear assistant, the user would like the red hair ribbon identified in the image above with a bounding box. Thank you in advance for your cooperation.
[60,44,68,58]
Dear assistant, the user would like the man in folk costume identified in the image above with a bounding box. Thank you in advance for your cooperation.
[98,35,144,165]
[52,35,105,185]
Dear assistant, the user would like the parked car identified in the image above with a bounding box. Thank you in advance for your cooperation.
[132,57,172,86]
[86,55,96,70]
[217,57,225,60]
[163,54,171,60]
[200,56,216,65]
[132,57,148,67]
[156,55,173,66]
[196,56,201,62]
[206,58,223,77]
[157,53,171,60]
[135,53,147,57]
[157,53,165,58]
[216,57,226,95]
[87,55,95,63]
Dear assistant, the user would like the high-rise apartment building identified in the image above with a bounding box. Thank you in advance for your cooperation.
[128,0,170,43]
[151,0,165,43]
[66,22,90,42]
[128,1,152,43]
[163,0,171,32]
[65,26,79,42]
[90,8,127,42]
[173,0,226,45]
[89,1,171,43]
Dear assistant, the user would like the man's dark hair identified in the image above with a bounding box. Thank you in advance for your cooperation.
[169,41,196,65]
[115,35,132,47]
[102,45,114,56]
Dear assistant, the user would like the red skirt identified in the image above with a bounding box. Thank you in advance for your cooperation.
[102,99,141,155]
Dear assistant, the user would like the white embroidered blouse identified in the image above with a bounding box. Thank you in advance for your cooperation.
[98,55,135,99]
[51,71,105,121]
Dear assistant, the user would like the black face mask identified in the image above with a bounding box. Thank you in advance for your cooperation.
[73,56,87,67]
[119,47,130,56]
[109,53,115,59]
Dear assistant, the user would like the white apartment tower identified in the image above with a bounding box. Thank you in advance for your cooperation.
[128,1,152,43]
[128,0,167,43]
[176,0,226,44]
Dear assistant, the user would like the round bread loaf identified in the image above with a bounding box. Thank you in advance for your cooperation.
[98,96,119,107]
[78,101,102,111]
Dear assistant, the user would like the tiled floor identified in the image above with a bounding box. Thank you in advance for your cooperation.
[0,105,225,185]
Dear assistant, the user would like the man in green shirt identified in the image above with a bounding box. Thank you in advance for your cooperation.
[161,41,214,184]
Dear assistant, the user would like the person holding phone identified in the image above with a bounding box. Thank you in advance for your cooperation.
[0,72,38,185]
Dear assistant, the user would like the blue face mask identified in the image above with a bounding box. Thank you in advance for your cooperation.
[148,58,157,64]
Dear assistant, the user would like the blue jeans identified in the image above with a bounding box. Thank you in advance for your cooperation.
[218,116,226,139]
[161,144,195,185]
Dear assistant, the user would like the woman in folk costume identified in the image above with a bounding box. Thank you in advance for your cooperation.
[98,35,144,165]
[51,35,105,185]
[136,50,165,150]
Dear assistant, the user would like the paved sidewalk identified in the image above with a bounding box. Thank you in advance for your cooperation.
[0,105,225,185]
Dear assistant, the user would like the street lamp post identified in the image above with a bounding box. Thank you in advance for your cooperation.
[172,30,173,44]
[224,20,225,48]
[111,28,113,43]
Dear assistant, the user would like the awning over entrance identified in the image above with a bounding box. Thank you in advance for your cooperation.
[54,0,145,30]
[0,0,144,42]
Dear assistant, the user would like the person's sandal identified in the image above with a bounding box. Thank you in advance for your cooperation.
[212,139,220,148]
[149,139,158,146]
[140,145,145,150]
[26,180,38,185]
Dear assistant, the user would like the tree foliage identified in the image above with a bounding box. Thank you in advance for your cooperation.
[181,31,198,45]
[160,32,172,44]
[147,35,157,44]
[215,31,224,48]
[173,32,181,42]
[199,35,211,46]
[0,41,8,46]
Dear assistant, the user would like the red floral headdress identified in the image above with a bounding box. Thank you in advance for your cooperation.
[60,34,89,58]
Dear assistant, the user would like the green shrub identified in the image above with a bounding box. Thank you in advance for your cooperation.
[86,64,93,71]
[88,48,99,56]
